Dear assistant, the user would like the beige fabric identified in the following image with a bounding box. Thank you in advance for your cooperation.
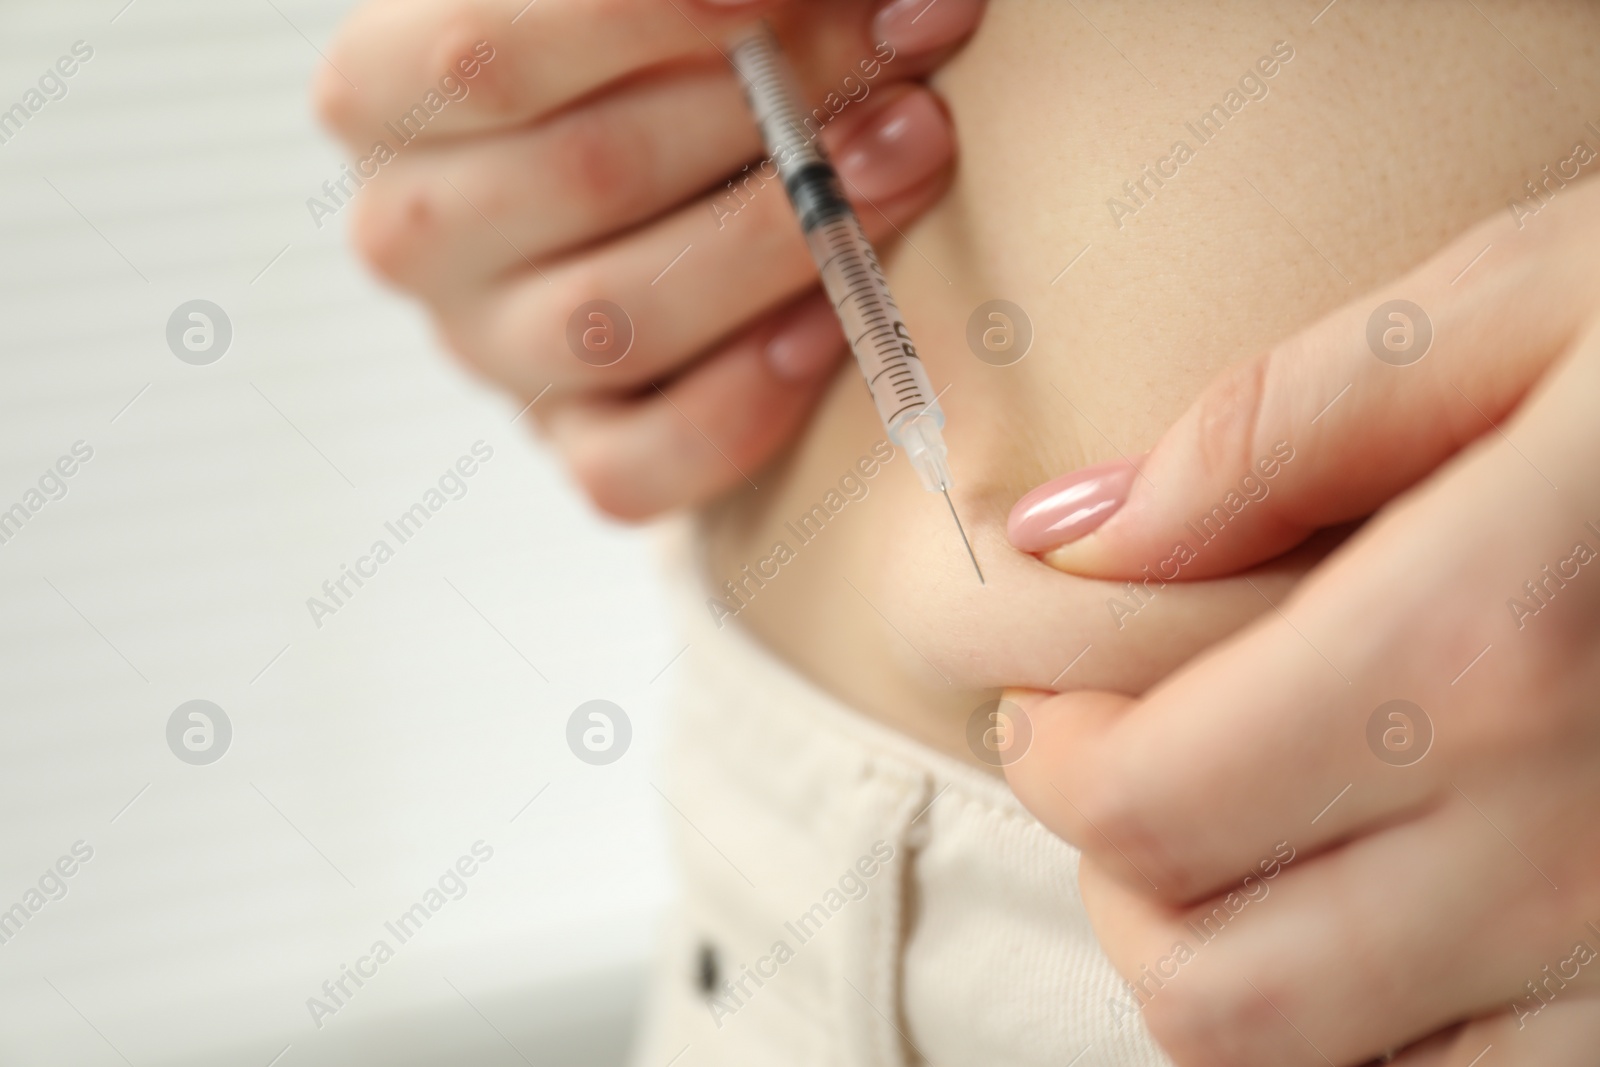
[630,564,1174,1067]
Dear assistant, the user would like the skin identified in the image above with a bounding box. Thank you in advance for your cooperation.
[320,0,1600,1062]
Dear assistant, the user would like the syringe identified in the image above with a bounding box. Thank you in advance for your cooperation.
[729,23,983,584]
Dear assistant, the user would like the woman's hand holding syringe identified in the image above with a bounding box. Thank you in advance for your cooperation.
[315,0,983,519]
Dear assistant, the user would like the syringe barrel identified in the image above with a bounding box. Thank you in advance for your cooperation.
[804,208,945,443]
[731,22,953,491]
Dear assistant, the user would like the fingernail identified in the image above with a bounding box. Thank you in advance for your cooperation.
[873,0,984,56]
[835,91,952,202]
[1007,457,1140,554]
[766,295,845,380]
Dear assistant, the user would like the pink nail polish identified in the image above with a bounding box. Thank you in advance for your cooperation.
[1007,457,1139,554]
[834,91,951,202]
[873,0,984,56]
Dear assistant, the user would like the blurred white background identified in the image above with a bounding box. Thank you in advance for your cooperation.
[0,1,678,1063]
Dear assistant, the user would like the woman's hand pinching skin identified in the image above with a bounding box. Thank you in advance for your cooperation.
[315,0,984,519]
[1003,180,1600,1065]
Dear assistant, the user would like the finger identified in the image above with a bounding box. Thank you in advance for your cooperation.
[316,0,782,148]
[1000,616,1412,903]
[871,0,988,56]
[1006,179,1600,580]
[1385,1025,1465,1067]
[1074,800,1576,1067]
[1003,312,1600,904]
[439,85,955,395]
[351,64,761,294]
[347,4,972,293]
[1000,601,1445,901]
[541,290,845,519]
[316,0,989,151]
[1402,998,1600,1066]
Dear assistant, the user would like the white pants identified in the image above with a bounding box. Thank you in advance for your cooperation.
[630,572,1174,1067]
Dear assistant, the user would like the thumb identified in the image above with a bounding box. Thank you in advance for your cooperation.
[1007,180,1600,581]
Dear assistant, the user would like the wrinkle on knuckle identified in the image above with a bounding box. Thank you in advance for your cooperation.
[1142,978,1270,1067]
[566,435,653,522]
[1074,774,1188,896]
[491,276,599,386]
[461,51,519,124]
[349,185,436,288]
[550,110,651,221]
[547,265,644,371]
[446,164,516,236]
[545,264,614,335]
[1190,351,1273,482]
[433,13,516,122]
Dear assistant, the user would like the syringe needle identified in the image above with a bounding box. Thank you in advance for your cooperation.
[941,486,984,585]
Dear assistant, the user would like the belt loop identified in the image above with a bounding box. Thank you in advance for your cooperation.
[833,762,933,1067]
